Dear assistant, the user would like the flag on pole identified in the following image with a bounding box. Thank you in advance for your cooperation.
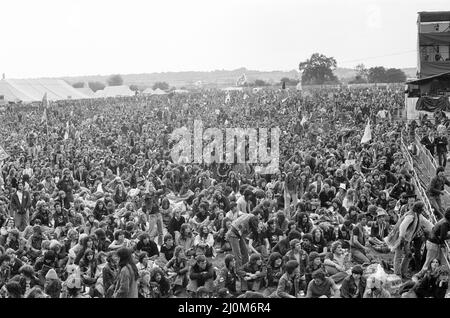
[301,114,308,126]
[361,119,372,144]
[41,93,48,124]
[225,93,231,104]
[64,121,69,140]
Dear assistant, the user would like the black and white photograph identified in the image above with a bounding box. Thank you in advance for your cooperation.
[0,0,449,305]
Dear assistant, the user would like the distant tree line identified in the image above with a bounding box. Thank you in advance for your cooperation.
[350,64,406,83]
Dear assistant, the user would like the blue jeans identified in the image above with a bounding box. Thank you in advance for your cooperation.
[351,248,370,264]
[226,232,249,269]
[394,242,412,277]
[437,152,447,168]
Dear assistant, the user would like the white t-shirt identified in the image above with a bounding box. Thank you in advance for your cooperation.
[17,191,23,205]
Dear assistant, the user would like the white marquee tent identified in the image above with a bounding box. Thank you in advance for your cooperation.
[0,78,90,103]
[151,88,168,95]
[142,88,154,95]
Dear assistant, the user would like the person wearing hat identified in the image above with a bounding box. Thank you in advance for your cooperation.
[421,208,450,274]
[367,208,391,253]
[44,268,62,298]
[385,201,433,278]
[427,166,450,219]
[340,265,366,298]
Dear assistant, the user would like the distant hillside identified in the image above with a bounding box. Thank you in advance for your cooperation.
[60,68,299,89]
[57,66,416,89]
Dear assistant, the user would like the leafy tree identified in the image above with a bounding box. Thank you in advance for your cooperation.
[107,74,124,86]
[367,66,386,83]
[349,75,367,84]
[354,64,368,82]
[254,79,269,86]
[129,84,139,92]
[299,53,339,85]
[72,82,84,88]
[152,82,169,90]
[384,68,406,83]
[88,81,105,92]
[367,66,406,83]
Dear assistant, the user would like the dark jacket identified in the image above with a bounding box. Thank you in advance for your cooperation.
[113,264,138,298]
[415,273,448,298]
[276,273,299,298]
[429,218,450,245]
[189,261,215,286]
[427,175,450,197]
[217,267,240,293]
[10,191,31,215]
[421,136,436,155]
[435,136,448,154]
[102,263,117,297]
[135,240,159,258]
[340,275,366,298]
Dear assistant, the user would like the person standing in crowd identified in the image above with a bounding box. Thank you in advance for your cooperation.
[10,182,31,231]
[113,247,138,298]
[435,130,448,168]
[420,208,450,273]
[427,166,450,219]
[225,212,260,269]
[0,85,434,299]
[57,169,74,208]
[386,201,433,278]
[420,129,436,157]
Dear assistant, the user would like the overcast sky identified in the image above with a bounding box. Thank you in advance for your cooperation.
[0,0,447,78]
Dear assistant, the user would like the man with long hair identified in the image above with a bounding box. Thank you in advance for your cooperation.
[113,247,138,298]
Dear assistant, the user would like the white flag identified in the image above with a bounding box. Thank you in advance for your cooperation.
[96,182,104,193]
[301,115,307,126]
[64,121,69,140]
[0,145,9,161]
[361,119,372,144]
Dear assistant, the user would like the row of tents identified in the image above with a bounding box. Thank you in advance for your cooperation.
[0,78,186,103]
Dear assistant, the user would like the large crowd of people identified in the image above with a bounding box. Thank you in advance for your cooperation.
[0,85,448,298]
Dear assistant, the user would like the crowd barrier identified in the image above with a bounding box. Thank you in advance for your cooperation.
[400,132,450,268]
